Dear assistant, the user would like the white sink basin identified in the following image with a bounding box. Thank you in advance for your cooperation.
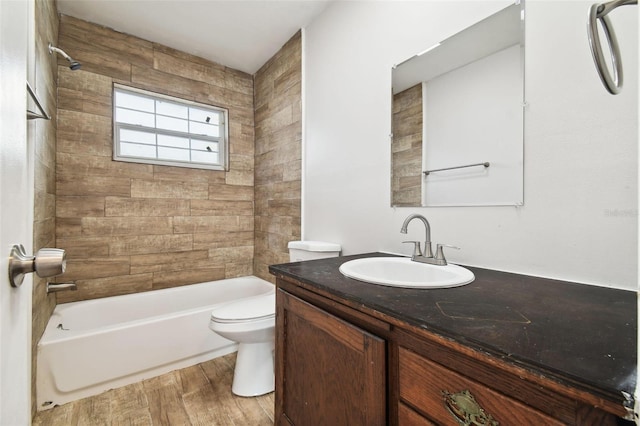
[339,257,474,289]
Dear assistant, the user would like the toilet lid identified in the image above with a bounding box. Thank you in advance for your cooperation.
[210,292,275,323]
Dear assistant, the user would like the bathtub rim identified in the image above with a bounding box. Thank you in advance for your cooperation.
[40,276,275,342]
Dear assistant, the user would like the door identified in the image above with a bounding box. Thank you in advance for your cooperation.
[0,0,34,423]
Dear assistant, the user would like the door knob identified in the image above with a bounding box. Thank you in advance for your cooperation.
[8,244,66,288]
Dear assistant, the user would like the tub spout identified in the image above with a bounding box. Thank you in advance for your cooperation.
[47,282,77,294]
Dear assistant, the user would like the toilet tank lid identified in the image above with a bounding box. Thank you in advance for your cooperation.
[288,241,341,252]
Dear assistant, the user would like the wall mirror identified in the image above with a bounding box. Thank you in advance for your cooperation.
[391,1,524,207]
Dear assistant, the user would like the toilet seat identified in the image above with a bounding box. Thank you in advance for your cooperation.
[210,292,275,324]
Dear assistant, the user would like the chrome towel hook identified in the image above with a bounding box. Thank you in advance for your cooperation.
[587,0,637,95]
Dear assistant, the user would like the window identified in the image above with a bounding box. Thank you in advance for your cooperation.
[113,84,228,170]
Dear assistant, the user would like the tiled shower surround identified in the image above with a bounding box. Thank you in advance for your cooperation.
[32,0,59,416]
[253,32,303,279]
[53,16,301,303]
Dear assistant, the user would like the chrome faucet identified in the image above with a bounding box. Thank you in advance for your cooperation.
[400,214,459,265]
[400,214,433,259]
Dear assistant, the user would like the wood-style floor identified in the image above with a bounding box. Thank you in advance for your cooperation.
[32,353,274,426]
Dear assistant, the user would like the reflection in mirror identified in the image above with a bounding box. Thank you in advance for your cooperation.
[391,1,524,207]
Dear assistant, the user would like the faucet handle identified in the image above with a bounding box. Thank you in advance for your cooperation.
[435,244,460,264]
[402,241,422,257]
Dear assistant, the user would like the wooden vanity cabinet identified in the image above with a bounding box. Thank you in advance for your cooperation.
[275,276,630,426]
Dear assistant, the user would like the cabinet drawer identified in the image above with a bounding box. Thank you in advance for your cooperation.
[398,347,563,426]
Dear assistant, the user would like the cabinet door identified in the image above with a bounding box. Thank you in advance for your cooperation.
[276,289,386,426]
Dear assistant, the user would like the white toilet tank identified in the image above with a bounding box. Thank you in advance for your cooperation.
[288,241,341,262]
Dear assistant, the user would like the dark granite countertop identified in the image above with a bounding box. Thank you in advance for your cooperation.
[269,252,637,403]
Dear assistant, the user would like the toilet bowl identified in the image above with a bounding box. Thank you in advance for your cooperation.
[209,292,276,397]
[209,240,341,397]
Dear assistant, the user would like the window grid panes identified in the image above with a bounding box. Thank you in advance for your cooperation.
[113,84,228,170]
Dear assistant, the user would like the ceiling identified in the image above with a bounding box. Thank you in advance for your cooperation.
[56,0,332,75]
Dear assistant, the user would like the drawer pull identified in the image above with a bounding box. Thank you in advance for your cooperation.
[442,389,499,426]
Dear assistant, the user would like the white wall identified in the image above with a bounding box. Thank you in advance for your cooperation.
[303,0,638,290]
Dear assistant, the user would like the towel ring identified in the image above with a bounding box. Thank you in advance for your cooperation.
[587,0,637,95]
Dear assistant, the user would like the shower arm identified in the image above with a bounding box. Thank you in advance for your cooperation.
[48,43,71,61]
[48,43,81,70]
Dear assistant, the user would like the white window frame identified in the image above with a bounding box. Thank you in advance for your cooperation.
[112,84,229,171]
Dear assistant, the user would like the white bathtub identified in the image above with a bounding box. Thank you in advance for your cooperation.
[36,276,274,410]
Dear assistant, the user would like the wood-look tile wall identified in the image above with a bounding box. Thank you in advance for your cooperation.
[55,15,255,303]
[392,84,423,206]
[253,31,302,281]
[32,0,59,416]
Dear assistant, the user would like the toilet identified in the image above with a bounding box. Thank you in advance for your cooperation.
[209,240,341,397]
[209,292,276,397]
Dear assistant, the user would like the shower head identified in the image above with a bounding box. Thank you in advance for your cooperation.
[48,43,81,71]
